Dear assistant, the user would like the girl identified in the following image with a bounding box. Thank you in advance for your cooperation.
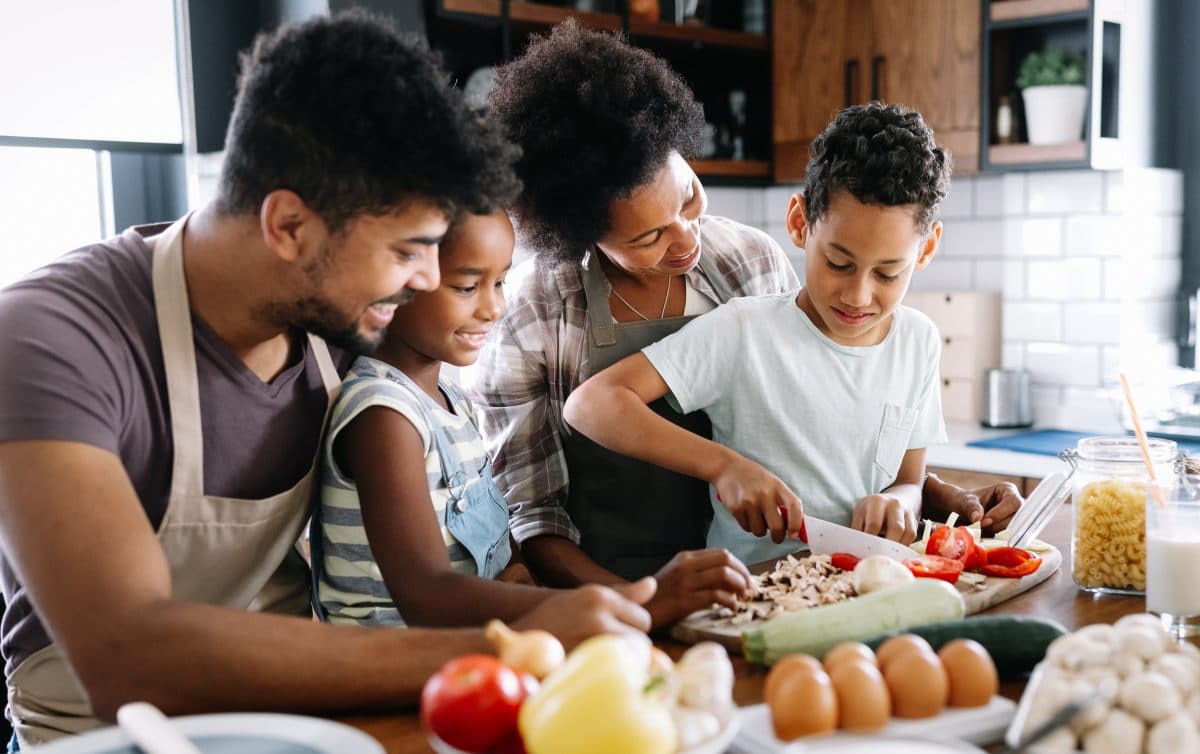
[312,210,552,626]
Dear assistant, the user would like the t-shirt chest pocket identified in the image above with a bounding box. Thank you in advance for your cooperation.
[874,402,918,480]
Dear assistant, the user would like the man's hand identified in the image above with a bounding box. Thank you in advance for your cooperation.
[712,454,804,543]
[851,494,919,544]
[644,549,753,630]
[511,578,655,650]
[925,473,1023,535]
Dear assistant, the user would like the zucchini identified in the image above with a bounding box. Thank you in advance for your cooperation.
[742,579,965,665]
[862,615,1067,678]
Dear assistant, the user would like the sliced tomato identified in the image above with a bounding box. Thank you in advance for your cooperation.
[926,524,975,564]
[905,555,965,584]
[830,553,861,571]
[979,546,1042,578]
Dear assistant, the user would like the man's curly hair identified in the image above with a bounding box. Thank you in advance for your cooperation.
[804,102,950,232]
[488,19,704,264]
[217,10,521,233]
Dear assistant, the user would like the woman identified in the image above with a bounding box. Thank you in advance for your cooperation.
[467,20,1019,628]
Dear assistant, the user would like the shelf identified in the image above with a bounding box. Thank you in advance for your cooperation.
[689,159,770,178]
[988,141,1087,165]
[629,20,768,51]
[989,0,1090,24]
[440,1,621,31]
[508,2,621,31]
[441,0,500,16]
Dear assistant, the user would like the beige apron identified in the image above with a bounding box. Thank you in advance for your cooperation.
[7,214,342,746]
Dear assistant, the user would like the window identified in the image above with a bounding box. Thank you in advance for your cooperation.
[0,0,185,287]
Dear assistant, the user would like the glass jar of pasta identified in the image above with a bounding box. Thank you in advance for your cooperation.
[1069,435,1178,594]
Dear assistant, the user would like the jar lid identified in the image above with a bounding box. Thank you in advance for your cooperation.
[1076,434,1177,463]
[1006,470,1073,549]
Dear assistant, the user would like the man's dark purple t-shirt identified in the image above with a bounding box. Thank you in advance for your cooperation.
[0,224,347,677]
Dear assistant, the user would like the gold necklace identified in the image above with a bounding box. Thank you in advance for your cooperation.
[610,274,672,321]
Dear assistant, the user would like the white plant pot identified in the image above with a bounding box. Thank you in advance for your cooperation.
[1021,84,1088,145]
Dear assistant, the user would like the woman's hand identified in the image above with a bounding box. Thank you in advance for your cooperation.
[851,493,919,544]
[924,472,1024,535]
[645,549,753,629]
[711,453,805,543]
[512,578,656,649]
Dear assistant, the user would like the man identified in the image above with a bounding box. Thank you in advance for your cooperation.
[0,11,653,747]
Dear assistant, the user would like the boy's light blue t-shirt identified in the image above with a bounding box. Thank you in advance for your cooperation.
[642,292,947,566]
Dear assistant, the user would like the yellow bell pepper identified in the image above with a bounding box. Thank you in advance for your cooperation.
[518,635,677,754]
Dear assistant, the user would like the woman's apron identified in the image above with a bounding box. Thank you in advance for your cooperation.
[6,214,341,746]
[562,250,733,581]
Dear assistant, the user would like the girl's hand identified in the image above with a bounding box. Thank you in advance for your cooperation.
[645,549,753,629]
[925,472,1023,535]
[852,494,918,544]
[512,578,656,649]
[712,454,804,543]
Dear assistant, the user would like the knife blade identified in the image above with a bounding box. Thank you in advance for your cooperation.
[798,514,920,563]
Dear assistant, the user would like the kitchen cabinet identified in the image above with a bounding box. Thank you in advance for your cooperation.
[906,292,1001,424]
[773,0,981,182]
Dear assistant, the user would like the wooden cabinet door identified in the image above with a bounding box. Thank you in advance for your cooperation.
[772,0,872,181]
[867,0,981,173]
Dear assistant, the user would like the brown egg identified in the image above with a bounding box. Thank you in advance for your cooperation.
[875,634,935,672]
[764,654,824,707]
[823,642,877,672]
[828,658,891,731]
[768,667,838,741]
[938,639,999,707]
[883,649,949,719]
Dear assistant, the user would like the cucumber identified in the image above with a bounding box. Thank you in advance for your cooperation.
[742,579,965,665]
[862,615,1067,678]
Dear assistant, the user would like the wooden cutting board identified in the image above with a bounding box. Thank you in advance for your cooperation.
[670,545,1062,653]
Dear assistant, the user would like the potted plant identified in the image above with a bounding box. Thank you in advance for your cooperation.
[1016,48,1088,145]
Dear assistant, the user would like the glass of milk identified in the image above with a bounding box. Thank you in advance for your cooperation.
[1146,475,1200,637]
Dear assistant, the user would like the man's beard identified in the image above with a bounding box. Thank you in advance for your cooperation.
[259,290,415,355]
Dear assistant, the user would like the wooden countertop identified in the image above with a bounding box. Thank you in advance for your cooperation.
[336,504,1144,753]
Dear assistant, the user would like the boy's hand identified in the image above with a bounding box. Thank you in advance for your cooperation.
[712,454,805,543]
[645,549,753,629]
[852,494,919,544]
[512,578,655,650]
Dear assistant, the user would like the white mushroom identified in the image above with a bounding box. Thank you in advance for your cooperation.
[1188,691,1200,727]
[1119,672,1183,723]
[1152,653,1200,696]
[1114,652,1147,679]
[1037,728,1078,751]
[1075,623,1117,647]
[1116,613,1167,632]
[670,706,721,750]
[1176,641,1200,664]
[1147,714,1200,754]
[676,642,734,715]
[1071,678,1114,733]
[1047,634,1112,671]
[1081,708,1144,754]
[850,555,914,595]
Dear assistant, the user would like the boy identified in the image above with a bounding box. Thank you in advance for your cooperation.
[564,103,950,565]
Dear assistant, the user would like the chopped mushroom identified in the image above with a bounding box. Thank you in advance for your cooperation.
[712,554,857,624]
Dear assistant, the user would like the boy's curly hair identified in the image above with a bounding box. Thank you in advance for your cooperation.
[804,102,950,232]
[488,19,704,264]
[217,10,521,233]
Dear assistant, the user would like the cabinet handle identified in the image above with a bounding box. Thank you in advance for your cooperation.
[870,55,886,102]
[844,58,860,108]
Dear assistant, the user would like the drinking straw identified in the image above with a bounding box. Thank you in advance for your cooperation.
[1119,372,1167,509]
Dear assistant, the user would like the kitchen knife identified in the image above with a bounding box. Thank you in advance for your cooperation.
[798,514,920,563]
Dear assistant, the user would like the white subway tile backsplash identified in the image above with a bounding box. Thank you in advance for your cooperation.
[1003,259,1026,298]
[940,180,975,220]
[764,185,801,219]
[765,223,797,261]
[1103,256,1182,300]
[1138,215,1184,258]
[1101,346,1120,386]
[1065,215,1126,257]
[973,174,1026,217]
[972,260,1005,293]
[1127,300,1176,340]
[1063,302,1121,345]
[1004,302,1062,342]
[1030,383,1064,427]
[1025,342,1102,388]
[1025,170,1105,215]
[1026,258,1102,301]
[1111,168,1185,215]
[1002,342,1025,370]
[1004,218,1064,257]
[706,187,753,225]
[909,259,974,292]
[1058,386,1125,432]
[939,219,1005,258]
